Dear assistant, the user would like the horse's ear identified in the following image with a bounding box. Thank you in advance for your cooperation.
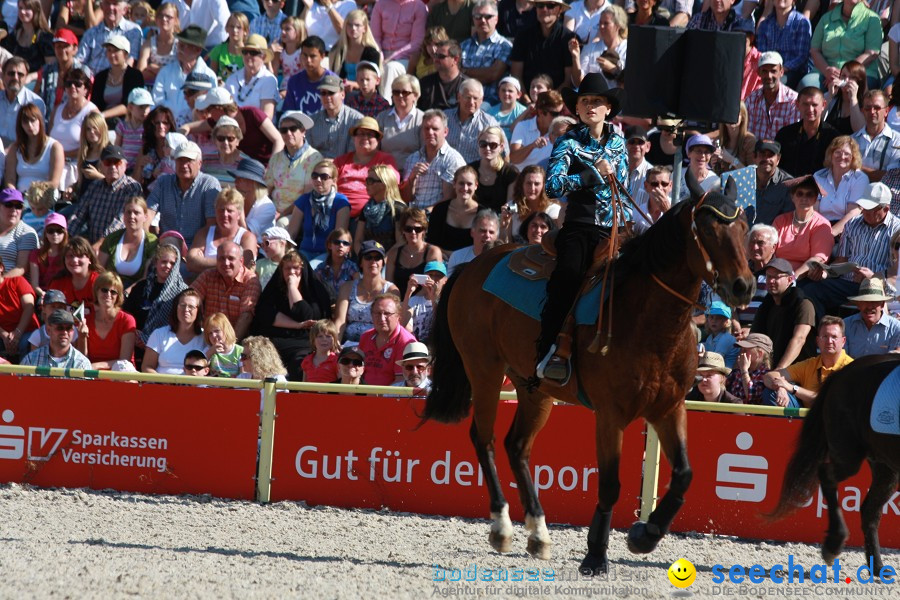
[685,167,705,201]
[724,175,737,200]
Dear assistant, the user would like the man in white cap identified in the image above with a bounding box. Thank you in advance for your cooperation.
[152,25,217,126]
[75,0,143,73]
[852,90,900,183]
[146,141,222,243]
[392,341,432,393]
[802,182,900,317]
[256,226,296,288]
[843,277,900,357]
[745,52,800,142]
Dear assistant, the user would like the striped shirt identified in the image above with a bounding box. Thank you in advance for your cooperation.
[852,124,900,172]
[745,84,800,142]
[115,120,144,170]
[403,143,467,209]
[20,344,92,369]
[0,221,39,273]
[836,211,900,283]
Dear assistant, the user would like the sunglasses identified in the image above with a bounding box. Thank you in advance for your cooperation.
[355,130,378,138]
[535,3,559,10]
[46,227,66,235]
[433,53,449,60]
[365,177,382,185]
[99,287,119,297]
[540,109,562,117]
[403,363,428,371]
[102,159,122,166]
[184,364,207,372]
[65,81,85,88]
[3,202,24,209]
[646,180,670,188]
[279,125,301,134]
[216,135,237,143]
[626,138,646,146]
[404,225,425,234]
[332,239,352,247]
[361,253,383,261]
[319,90,337,96]
[392,90,414,97]
[339,358,364,366]
[478,140,500,150]
[53,324,74,332]
[311,172,332,181]
[473,13,496,20]
[242,49,263,57]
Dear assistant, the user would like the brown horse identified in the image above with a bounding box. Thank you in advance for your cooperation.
[770,353,900,576]
[422,176,754,574]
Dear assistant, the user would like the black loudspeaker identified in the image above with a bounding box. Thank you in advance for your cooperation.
[624,26,744,123]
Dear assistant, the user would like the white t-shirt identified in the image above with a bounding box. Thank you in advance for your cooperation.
[146,325,209,375]
[306,0,357,50]
[511,118,551,169]
[225,67,280,111]
[447,246,477,274]
[50,102,100,153]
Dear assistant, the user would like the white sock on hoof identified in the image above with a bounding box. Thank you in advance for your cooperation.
[490,504,514,537]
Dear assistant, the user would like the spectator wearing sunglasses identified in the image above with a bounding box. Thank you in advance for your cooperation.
[418,40,469,111]
[265,111,324,220]
[21,308,91,369]
[385,208,442,300]
[471,126,518,213]
[286,159,351,259]
[392,341,432,393]
[336,344,365,385]
[509,90,566,169]
[75,271,136,370]
[182,349,210,376]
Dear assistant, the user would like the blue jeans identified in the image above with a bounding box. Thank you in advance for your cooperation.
[762,387,801,409]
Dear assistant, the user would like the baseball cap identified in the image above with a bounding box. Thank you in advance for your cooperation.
[195,87,234,110]
[686,134,715,152]
[100,145,126,162]
[263,226,296,247]
[182,71,216,91]
[339,345,365,362]
[213,115,240,131]
[44,212,68,230]
[356,60,381,78]
[706,300,732,319]
[53,29,79,46]
[127,88,154,106]
[735,333,774,354]
[359,240,386,259]
[754,139,781,155]
[165,132,189,152]
[103,34,131,53]
[0,188,24,204]
[856,182,892,210]
[172,141,202,160]
[47,309,75,326]
[758,51,784,68]
[318,75,343,94]
[424,260,447,276]
[42,289,68,306]
[279,110,313,130]
[624,126,648,142]
[765,257,795,276]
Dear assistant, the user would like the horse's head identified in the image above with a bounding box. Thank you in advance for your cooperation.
[683,170,755,307]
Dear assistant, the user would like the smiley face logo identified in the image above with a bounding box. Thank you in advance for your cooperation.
[668,558,696,588]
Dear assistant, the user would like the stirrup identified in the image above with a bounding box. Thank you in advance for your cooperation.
[536,345,571,385]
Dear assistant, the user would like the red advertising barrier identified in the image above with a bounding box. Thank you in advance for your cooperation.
[0,376,261,500]
[657,412,900,549]
[270,394,647,528]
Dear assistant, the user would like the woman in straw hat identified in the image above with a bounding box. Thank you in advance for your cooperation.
[535,72,626,383]
[224,34,279,119]
[334,117,400,218]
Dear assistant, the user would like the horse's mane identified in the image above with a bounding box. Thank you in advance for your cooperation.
[614,199,692,279]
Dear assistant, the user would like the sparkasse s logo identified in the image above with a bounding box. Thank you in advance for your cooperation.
[715,432,768,502]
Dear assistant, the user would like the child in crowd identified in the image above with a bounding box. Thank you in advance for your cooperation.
[27,289,76,350]
[488,76,526,142]
[205,313,243,377]
[272,16,306,90]
[22,181,57,238]
[182,349,211,377]
[345,61,389,117]
[301,319,341,383]
[209,12,249,80]
[250,0,286,45]
[129,1,155,32]
[703,301,738,368]
[28,212,68,301]
[116,88,155,171]
[507,74,553,135]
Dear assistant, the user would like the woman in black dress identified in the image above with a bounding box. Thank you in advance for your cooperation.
[384,207,442,299]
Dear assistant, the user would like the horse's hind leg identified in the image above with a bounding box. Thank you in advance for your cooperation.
[469,418,514,553]
[579,418,623,575]
[628,406,692,554]
[860,461,899,576]
[819,460,850,565]
[504,387,554,560]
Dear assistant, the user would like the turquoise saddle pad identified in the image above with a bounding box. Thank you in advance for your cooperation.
[482,248,605,326]
[871,364,900,436]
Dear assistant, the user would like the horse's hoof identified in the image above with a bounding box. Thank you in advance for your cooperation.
[489,530,513,553]
[627,521,662,554]
[526,537,552,560]
[821,534,846,565]
[579,553,608,576]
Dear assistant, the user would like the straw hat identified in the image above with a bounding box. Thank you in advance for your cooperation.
[697,352,730,376]
[847,278,893,303]
[350,116,382,139]
[241,34,273,63]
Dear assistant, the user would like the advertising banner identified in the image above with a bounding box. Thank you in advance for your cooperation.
[657,412,899,549]
[0,376,260,500]
[270,393,647,528]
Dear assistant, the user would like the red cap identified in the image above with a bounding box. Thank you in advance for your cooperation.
[53,28,79,46]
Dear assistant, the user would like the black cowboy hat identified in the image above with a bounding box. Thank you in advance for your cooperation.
[562,73,626,119]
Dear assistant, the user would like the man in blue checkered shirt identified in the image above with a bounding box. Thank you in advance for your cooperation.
[461,0,513,105]
[20,310,91,370]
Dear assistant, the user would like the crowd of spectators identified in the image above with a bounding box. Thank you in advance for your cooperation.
[1,0,899,398]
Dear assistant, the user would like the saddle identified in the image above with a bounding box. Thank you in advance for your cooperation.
[506,228,627,282]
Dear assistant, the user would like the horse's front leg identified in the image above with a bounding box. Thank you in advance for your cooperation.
[628,405,692,554]
[859,460,898,576]
[504,392,554,559]
[580,419,623,576]
[469,419,514,553]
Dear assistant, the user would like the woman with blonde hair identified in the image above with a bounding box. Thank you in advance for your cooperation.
[187,188,258,274]
[74,111,110,194]
[471,125,518,213]
[99,196,158,291]
[570,5,628,86]
[354,164,406,253]
[136,2,180,85]
[238,336,288,381]
[329,9,381,89]
[712,101,757,173]
[813,135,868,237]
[75,271,137,369]
[204,115,248,186]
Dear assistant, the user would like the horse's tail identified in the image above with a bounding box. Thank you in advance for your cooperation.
[421,266,472,424]
[765,378,832,521]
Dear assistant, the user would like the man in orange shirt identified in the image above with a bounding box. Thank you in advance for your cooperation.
[190,241,261,340]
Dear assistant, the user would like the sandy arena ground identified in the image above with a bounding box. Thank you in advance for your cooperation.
[0,483,896,599]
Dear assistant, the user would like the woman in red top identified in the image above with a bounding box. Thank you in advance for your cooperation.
[75,271,136,369]
[49,236,102,315]
[0,259,40,358]
[334,117,400,218]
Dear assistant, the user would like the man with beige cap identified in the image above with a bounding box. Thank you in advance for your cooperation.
[843,277,900,357]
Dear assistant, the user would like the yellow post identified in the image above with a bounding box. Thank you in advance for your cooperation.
[256,377,278,503]
[639,423,661,521]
